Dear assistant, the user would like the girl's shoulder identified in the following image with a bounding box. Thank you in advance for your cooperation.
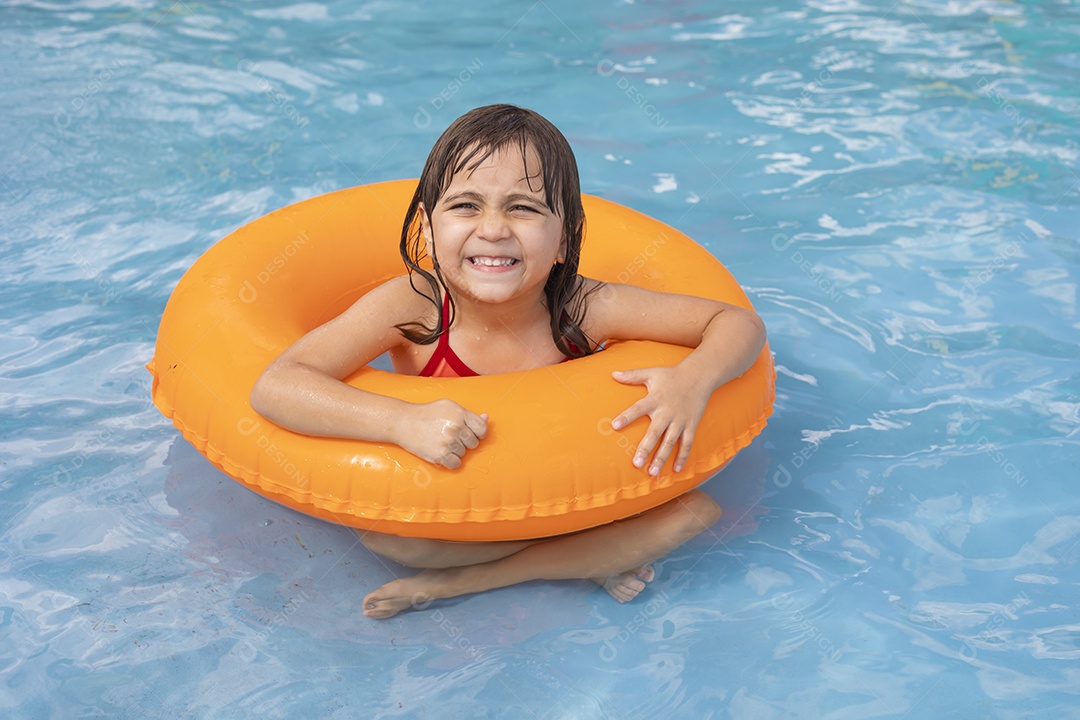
[575,276,610,308]
[577,276,604,294]
[577,277,671,339]
[378,273,440,307]
[578,277,660,312]
[338,274,439,336]
[575,276,610,339]
[372,274,439,304]
[574,276,607,308]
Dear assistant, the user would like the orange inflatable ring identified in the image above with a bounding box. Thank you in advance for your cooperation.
[148,179,774,541]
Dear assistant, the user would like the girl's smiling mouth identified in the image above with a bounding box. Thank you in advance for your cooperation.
[468,256,519,268]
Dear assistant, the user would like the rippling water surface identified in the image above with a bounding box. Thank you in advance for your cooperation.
[3,1,1079,717]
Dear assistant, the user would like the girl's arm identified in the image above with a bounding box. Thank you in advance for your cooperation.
[250,276,487,469]
[583,281,767,476]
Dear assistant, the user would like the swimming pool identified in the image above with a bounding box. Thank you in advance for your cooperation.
[3,0,1078,717]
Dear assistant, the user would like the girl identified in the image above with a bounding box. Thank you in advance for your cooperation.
[251,104,766,619]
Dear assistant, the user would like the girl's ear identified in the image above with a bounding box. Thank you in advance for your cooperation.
[556,235,567,264]
[419,202,434,254]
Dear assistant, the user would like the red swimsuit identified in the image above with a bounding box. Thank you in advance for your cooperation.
[418,294,480,378]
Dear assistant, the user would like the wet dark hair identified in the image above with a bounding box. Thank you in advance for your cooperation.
[396,104,594,358]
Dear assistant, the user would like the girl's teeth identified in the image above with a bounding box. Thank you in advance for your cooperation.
[471,257,516,267]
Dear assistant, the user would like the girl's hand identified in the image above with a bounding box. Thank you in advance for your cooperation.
[610,368,710,476]
[398,400,488,469]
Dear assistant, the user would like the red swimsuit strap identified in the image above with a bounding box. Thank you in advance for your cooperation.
[418,294,479,378]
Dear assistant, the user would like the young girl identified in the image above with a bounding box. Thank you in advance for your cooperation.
[250,104,766,619]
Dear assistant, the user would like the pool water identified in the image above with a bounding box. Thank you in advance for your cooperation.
[3,1,1079,717]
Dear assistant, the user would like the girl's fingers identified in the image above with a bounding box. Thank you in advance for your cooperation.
[633,424,666,470]
[673,429,695,473]
[612,401,650,431]
[630,422,696,475]
[461,413,487,451]
[612,369,651,386]
[466,412,488,439]
[460,430,479,450]
[446,412,486,460]
[610,369,702,473]
[648,428,682,476]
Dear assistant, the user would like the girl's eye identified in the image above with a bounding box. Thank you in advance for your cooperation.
[512,204,539,213]
[450,202,478,211]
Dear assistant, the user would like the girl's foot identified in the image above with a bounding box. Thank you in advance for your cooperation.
[362,570,450,619]
[593,565,655,603]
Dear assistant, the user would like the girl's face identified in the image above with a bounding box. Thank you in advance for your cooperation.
[421,144,565,307]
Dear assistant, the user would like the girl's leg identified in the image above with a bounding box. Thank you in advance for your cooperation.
[355,530,534,569]
[362,490,722,619]
[358,526,654,602]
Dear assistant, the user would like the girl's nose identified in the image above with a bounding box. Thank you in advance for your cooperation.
[476,210,510,241]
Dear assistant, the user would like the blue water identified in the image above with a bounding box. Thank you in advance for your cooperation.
[3,1,1079,717]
